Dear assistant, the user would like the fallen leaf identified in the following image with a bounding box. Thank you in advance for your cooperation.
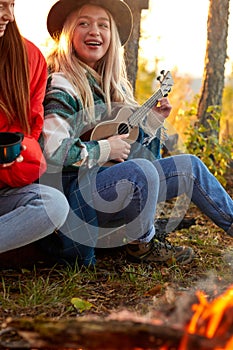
[71,298,94,313]
[144,285,163,296]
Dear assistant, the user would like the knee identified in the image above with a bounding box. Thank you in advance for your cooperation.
[189,154,208,172]
[130,159,159,187]
[40,185,69,228]
[189,154,201,165]
[173,154,203,174]
[132,159,158,180]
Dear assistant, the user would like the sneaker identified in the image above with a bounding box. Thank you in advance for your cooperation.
[126,239,194,265]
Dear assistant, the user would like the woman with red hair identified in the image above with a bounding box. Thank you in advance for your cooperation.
[0,0,69,262]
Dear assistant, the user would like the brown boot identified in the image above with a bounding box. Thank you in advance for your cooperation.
[126,239,194,265]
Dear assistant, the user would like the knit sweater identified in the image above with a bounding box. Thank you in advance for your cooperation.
[41,71,164,173]
[0,39,47,188]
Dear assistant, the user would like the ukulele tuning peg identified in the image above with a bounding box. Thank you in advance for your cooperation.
[157,70,167,83]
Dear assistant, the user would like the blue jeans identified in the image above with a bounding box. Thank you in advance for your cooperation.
[93,154,233,240]
[39,154,233,266]
[153,154,233,235]
[92,159,159,245]
[0,184,69,253]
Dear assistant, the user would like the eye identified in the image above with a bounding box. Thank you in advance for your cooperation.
[78,21,89,27]
[99,22,109,29]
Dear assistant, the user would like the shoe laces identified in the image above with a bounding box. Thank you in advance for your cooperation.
[153,231,177,253]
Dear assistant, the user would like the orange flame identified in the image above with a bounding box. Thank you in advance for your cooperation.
[179,284,233,350]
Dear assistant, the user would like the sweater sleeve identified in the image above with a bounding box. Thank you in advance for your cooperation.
[0,40,48,189]
[24,39,48,140]
[42,75,107,169]
[139,109,165,139]
[0,136,47,188]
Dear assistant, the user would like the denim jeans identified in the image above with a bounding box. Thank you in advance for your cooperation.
[153,154,233,235]
[38,154,233,266]
[0,183,69,253]
[92,158,158,245]
[93,154,233,241]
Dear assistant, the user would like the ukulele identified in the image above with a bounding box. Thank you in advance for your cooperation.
[82,70,174,144]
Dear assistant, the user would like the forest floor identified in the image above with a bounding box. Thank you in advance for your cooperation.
[0,168,233,348]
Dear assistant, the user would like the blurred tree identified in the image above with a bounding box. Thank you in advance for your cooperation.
[197,0,230,138]
[135,58,193,142]
[221,65,233,141]
[124,0,149,91]
[135,57,156,104]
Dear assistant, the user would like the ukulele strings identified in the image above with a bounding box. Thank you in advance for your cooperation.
[118,90,163,135]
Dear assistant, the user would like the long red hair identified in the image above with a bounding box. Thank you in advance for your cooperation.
[0,21,30,134]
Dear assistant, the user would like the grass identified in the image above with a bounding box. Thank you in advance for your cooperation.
[0,172,233,323]
[0,223,233,322]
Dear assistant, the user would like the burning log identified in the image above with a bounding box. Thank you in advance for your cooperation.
[1,318,183,349]
[0,315,232,350]
[1,285,233,349]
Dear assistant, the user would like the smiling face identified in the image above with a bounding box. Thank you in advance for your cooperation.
[0,0,14,37]
[72,4,111,69]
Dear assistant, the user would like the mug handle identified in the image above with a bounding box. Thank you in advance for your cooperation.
[15,132,25,152]
[15,132,24,142]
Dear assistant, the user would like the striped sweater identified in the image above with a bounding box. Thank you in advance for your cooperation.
[40,71,164,172]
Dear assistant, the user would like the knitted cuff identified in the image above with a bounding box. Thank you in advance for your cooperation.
[98,140,111,165]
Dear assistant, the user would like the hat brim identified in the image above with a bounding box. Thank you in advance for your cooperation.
[47,0,133,46]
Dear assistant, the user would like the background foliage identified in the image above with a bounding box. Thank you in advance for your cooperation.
[135,57,233,185]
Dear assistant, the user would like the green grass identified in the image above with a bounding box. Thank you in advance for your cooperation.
[0,222,232,321]
[1,182,233,321]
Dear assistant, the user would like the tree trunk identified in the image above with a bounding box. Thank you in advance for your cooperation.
[124,0,149,92]
[197,0,230,136]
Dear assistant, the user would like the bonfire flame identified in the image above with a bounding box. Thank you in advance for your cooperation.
[180,284,233,350]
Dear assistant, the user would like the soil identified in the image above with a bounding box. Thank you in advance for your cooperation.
[0,168,232,349]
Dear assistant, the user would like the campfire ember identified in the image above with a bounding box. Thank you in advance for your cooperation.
[180,284,233,349]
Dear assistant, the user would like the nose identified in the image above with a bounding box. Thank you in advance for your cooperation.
[88,23,100,36]
[2,7,14,22]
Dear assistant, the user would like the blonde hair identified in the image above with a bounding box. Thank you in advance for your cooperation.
[47,4,137,122]
[0,21,30,134]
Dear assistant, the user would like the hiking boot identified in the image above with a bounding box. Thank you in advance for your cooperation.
[126,239,194,265]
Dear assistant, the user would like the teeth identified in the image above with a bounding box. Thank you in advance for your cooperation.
[86,41,101,46]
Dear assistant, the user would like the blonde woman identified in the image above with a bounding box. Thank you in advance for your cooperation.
[40,0,233,267]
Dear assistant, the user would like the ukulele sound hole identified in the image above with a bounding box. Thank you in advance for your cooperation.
[118,123,129,135]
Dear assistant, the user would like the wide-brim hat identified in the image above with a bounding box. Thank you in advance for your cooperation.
[47,0,133,46]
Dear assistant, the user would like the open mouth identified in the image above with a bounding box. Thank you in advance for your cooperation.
[85,41,102,46]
